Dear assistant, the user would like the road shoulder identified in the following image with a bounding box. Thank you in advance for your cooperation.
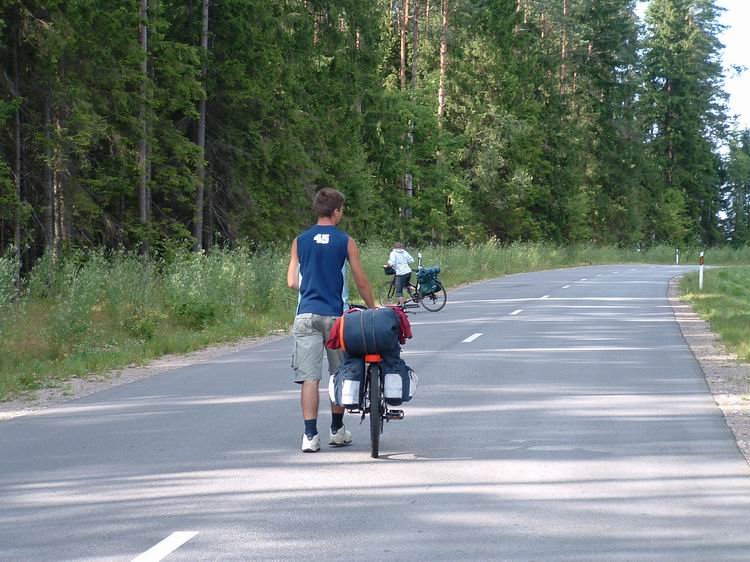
[669,277,750,466]
[0,331,290,422]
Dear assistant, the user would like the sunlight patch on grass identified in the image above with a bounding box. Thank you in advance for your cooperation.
[681,266,750,363]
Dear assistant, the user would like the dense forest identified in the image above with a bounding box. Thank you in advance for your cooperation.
[1,0,748,275]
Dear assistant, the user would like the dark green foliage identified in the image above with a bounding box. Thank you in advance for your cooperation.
[0,0,739,264]
[642,0,728,244]
[725,130,750,245]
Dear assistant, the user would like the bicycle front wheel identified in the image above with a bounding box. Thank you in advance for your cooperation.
[420,283,447,312]
[368,363,382,458]
[379,280,398,306]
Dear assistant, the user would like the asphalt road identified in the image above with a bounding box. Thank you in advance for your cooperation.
[2,264,750,561]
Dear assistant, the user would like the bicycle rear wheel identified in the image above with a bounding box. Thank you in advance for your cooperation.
[402,285,420,309]
[379,280,398,306]
[368,363,382,458]
[420,283,447,312]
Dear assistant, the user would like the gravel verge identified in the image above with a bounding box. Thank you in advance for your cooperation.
[669,277,750,466]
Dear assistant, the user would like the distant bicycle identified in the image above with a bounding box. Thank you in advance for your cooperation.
[379,252,447,312]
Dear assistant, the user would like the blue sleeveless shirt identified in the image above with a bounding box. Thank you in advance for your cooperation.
[296,224,350,317]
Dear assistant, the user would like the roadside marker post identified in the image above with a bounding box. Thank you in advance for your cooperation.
[676,248,680,264]
[699,251,704,290]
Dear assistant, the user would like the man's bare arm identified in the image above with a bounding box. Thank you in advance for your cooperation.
[347,238,375,308]
[287,238,300,291]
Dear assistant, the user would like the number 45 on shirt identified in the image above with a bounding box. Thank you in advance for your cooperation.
[314,233,330,244]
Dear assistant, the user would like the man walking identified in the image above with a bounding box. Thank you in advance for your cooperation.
[287,188,376,452]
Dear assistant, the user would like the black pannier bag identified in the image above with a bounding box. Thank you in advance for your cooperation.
[381,350,418,406]
[417,266,441,295]
[340,307,400,356]
[328,354,366,408]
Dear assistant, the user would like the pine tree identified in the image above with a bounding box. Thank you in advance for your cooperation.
[193,0,209,251]
[577,0,646,244]
[642,0,727,244]
[726,130,750,245]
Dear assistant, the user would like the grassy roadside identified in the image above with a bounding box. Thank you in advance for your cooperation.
[0,249,297,400]
[680,266,750,363]
[2,242,748,401]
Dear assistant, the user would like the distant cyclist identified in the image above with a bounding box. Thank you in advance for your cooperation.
[384,242,415,307]
[287,188,376,453]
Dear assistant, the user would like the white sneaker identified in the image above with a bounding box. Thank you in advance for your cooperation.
[301,433,320,453]
[329,425,352,447]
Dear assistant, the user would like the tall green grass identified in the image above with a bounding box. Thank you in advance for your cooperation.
[1,242,748,401]
[0,248,292,400]
[0,253,17,312]
[681,266,750,363]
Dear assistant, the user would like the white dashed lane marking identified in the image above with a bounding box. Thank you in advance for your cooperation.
[562,285,571,289]
[510,309,523,316]
[132,532,199,562]
[462,333,483,343]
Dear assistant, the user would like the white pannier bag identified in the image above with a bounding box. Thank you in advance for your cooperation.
[329,355,366,408]
[381,351,417,406]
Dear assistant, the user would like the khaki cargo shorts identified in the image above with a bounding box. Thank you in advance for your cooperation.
[291,313,343,384]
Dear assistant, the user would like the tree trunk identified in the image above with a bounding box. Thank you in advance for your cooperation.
[515,0,528,33]
[438,0,448,120]
[138,0,149,255]
[311,2,319,46]
[666,81,673,186]
[400,0,409,90]
[206,184,214,249]
[14,106,21,283]
[13,25,22,287]
[53,116,66,261]
[147,50,155,225]
[44,96,54,256]
[518,0,528,24]
[560,0,569,92]
[412,0,419,89]
[193,0,209,251]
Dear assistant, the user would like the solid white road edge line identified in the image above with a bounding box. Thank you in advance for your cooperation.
[462,333,483,343]
[132,532,199,562]
[510,309,523,315]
